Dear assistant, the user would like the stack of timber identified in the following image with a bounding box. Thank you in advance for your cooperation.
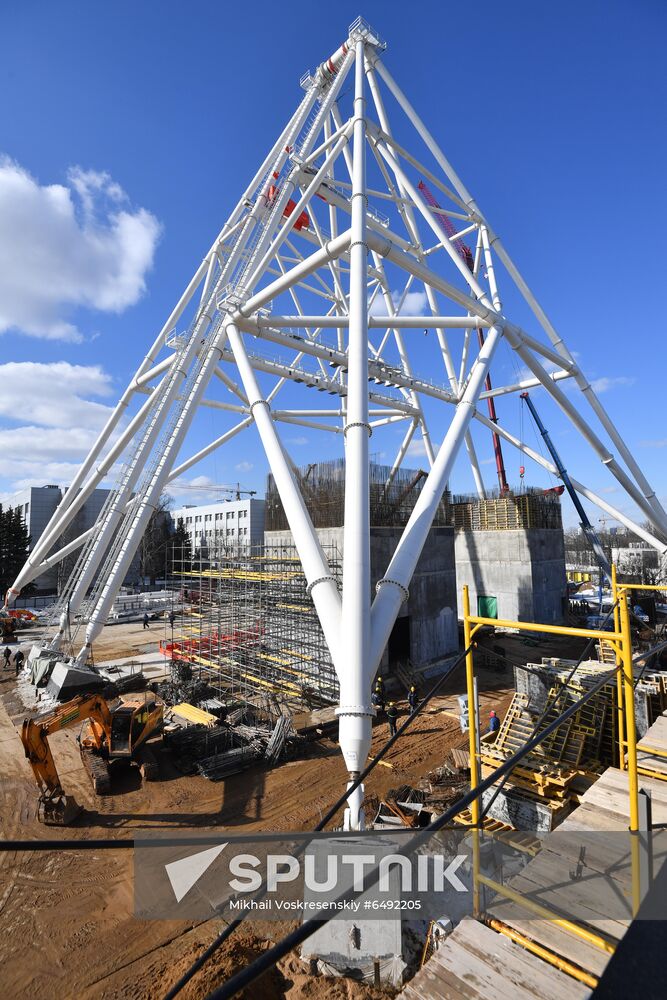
[449,490,562,531]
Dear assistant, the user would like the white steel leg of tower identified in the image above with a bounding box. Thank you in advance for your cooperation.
[5,17,666,835]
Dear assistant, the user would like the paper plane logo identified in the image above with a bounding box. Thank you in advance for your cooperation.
[165,843,228,902]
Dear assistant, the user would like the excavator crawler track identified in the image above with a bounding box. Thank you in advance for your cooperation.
[80,747,111,794]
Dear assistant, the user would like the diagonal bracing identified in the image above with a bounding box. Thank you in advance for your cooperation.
[7,16,666,830]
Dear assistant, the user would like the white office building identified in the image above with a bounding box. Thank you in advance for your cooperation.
[170,498,265,555]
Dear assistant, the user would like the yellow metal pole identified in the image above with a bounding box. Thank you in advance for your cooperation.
[463,585,480,915]
[486,918,599,989]
[619,586,641,915]
[466,615,623,642]
[612,565,625,770]
[478,874,616,954]
[620,588,639,833]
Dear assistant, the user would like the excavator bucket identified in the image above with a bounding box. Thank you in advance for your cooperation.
[39,793,83,826]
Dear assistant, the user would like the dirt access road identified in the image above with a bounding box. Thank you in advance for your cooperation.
[0,652,513,1000]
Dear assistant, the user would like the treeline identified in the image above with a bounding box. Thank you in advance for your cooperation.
[0,505,31,597]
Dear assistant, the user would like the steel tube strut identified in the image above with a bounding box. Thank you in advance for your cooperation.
[5,89,318,607]
[226,322,342,660]
[371,322,505,669]
[339,40,373,831]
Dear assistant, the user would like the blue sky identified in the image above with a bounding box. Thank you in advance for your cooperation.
[0,0,665,533]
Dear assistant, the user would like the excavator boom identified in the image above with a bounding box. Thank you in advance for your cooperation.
[21,691,163,825]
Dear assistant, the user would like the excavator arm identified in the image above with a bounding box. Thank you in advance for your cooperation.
[21,693,113,825]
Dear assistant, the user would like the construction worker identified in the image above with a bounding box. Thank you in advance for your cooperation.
[387,701,398,737]
[142,612,149,630]
[373,679,385,713]
[489,710,500,734]
[3,646,11,669]
[169,610,175,629]
[408,685,418,715]
[14,648,24,676]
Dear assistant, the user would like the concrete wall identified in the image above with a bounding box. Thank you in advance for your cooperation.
[455,527,566,624]
[265,525,458,670]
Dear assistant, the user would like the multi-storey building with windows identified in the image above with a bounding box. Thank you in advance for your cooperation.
[170,498,265,557]
[3,485,141,594]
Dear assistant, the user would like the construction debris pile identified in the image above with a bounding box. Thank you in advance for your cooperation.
[167,712,300,781]
[155,661,214,707]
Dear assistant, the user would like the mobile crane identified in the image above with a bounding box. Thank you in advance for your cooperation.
[521,391,612,584]
[21,691,164,825]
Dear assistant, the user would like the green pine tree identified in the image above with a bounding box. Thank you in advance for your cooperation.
[171,517,192,575]
[0,504,31,597]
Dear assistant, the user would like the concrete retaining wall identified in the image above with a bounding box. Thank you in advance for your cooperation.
[265,525,458,670]
[455,527,566,624]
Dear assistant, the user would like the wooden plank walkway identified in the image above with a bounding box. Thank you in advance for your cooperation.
[399,712,667,998]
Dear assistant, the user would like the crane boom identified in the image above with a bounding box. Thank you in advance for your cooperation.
[520,392,612,584]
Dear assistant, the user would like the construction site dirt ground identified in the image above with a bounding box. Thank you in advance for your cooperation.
[0,627,524,1000]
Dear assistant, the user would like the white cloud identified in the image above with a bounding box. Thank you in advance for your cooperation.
[405,438,435,462]
[0,426,100,462]
[0,157,161,340]
[165,474,222,506]
[369,288,429,318]
[0,361,120,496]
[0,361,114,429]
[589,376,635,394]
[285,436,308,446]
[235,460,253,472]
[0,462,90,502]
[639,439,667,449]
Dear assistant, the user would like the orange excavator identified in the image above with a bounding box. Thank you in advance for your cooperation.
[21,691,164,825]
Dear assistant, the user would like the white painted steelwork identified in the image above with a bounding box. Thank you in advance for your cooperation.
[7,16,666,830]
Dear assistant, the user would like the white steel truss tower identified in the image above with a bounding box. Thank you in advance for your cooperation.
[8,17,666,829]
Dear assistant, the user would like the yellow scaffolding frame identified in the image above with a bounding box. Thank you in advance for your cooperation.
[462,570,643,972]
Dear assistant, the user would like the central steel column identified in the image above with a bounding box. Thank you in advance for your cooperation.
[338,37,372,831]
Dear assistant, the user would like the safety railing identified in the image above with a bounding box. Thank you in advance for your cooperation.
[462,572,643,940]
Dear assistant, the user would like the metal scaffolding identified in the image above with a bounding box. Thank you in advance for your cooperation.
[9,15,667,829]
[162,543,341,711]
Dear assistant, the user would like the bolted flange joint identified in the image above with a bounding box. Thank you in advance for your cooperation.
[375,577,409,603]
[306,574,338,597]
[344,421,372,437]
[335,704,375,718]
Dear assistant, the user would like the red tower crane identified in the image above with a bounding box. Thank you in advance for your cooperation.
[418,181,510,494]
